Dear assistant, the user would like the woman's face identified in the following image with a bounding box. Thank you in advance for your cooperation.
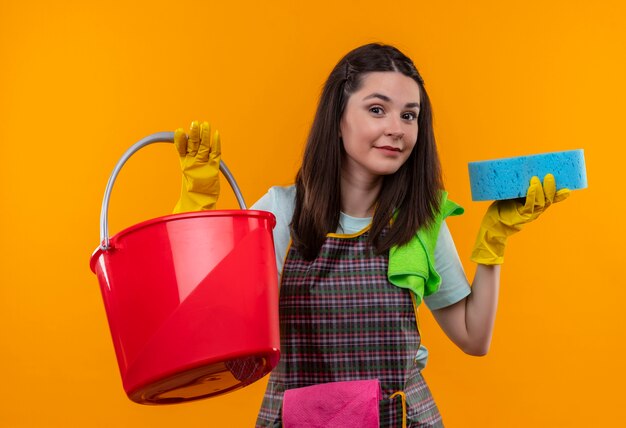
[340,71,421,180]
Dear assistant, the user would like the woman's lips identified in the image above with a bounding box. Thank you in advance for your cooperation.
[375,146,402,154]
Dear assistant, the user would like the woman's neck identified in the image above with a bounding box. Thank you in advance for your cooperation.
[340,167,382,218]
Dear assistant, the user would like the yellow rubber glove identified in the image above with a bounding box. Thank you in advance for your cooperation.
[470,174,570,265]
[173,120,221,214]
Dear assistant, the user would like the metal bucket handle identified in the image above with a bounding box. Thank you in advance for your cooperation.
[99,131,246,251]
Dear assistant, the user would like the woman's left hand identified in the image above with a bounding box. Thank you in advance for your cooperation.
[470,173,570,265]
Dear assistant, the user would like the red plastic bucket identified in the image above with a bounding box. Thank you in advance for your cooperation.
[89,132,280,404]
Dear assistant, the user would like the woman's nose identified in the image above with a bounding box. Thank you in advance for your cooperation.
[384,117,404,139]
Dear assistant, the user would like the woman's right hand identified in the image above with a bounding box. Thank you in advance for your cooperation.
[173,120,221,213]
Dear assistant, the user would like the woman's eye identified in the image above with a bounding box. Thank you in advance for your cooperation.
[369,106,384,115]
[402,112,417,121]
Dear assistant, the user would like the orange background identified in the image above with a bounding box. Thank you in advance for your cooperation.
[1,1,625,426]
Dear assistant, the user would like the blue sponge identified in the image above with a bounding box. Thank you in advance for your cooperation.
[468,149,587,201]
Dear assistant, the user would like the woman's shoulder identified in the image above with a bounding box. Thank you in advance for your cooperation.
[251,184,296,220]
[269,184,296,201]
[264,184,296,208]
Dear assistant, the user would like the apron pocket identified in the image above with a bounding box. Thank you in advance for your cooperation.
[283,379,381,428]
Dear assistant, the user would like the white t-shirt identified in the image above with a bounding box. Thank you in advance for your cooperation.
[251,185,471,369]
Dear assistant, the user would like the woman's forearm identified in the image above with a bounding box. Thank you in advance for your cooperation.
[464,264,501,355]
[431,264,501,356]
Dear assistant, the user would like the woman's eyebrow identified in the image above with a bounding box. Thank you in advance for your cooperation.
[362,93,420,109]
[363,93,392,102]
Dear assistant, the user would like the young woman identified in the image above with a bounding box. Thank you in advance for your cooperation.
[174,43,568,427]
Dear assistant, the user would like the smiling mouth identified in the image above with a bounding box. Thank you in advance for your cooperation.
[376,146,402,152]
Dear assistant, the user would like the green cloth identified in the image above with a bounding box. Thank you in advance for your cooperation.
[388,191,464,306]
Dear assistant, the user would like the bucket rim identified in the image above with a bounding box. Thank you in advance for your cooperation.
[89,209,276,273]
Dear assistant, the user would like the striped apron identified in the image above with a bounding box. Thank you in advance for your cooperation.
[256,229,443,427]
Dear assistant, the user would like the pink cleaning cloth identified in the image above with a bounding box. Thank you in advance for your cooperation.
[283,379,381,428]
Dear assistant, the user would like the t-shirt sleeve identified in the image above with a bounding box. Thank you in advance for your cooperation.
[251,185,295,281]
[424,220,471,310]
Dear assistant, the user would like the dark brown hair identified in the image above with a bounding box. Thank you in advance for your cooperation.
[291,43,443,260]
